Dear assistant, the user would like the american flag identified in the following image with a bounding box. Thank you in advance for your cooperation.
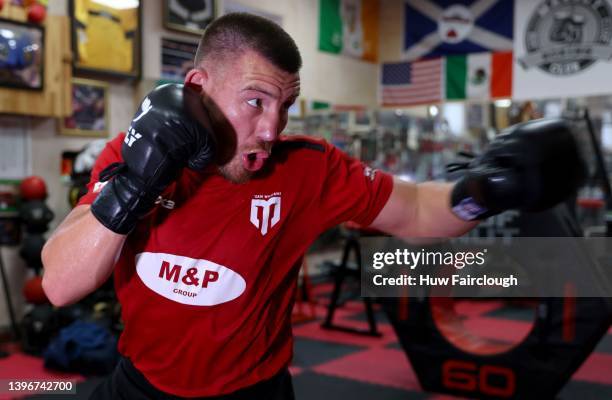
[380,58,443,106]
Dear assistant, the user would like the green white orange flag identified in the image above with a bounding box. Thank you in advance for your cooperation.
[318,0,379,62]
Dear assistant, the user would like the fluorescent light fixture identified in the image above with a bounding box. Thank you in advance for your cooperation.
[92,0,139,10]
[495,99,512,108]
[397,174,414,182]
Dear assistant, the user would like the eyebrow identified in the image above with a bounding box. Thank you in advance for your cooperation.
[242,85,277,98]
[284,95,299,105]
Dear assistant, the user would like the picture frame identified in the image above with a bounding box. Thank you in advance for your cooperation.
[164,0,216,35]
[59,78,109,137]
[69,0,142,80]
[222,0,283,27]
[161,37,198,82]
[0,18,44,91]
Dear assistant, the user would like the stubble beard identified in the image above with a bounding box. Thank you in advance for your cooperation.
[217,157,252,184]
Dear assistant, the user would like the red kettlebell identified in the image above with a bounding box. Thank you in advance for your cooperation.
[20,176,48,201]
[23,276,49,305]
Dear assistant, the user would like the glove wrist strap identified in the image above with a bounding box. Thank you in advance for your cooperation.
[91,175,158,235]
[450,178,494,221]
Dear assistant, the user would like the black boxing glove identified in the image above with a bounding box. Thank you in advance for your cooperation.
[90,84,215,234]
[450,118,587,221]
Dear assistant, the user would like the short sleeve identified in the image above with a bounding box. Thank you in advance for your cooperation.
[77,134,125,206]
[315,143,393,231]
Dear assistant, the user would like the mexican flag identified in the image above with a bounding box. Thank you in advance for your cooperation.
[446,52,513,100]
[318,0,379,62]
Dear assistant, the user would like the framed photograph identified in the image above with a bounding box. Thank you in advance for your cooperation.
[69,0,142,79]
[161,37,198,82]
[0,18,44,91]
[164,0,215,35]
[222,1,283,26]
[59,78,109,137]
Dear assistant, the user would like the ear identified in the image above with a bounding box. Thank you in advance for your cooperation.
[184,68,208,88]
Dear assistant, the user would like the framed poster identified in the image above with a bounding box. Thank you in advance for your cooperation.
[164,0,215,35]
[161,37,198,82]
[59,78,109,137]
[0,18,44,90]
[70,0,142,79]
[222,0,283,26]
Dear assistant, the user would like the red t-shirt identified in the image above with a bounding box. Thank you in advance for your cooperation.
[78,133,393,397]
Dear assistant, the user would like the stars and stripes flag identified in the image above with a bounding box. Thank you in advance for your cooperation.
[380,58,443,106]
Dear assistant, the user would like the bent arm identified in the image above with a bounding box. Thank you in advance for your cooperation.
[370,178,478,238]
[41,205,126,306]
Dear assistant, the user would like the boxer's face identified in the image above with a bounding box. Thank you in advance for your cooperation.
[186,50,300,183]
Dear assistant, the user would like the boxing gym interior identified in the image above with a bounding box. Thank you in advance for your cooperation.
[1,0,612,399]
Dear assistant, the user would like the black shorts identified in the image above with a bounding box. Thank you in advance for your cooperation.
[89,357,295,400]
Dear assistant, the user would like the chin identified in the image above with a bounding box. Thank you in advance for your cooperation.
[218,164,252,184]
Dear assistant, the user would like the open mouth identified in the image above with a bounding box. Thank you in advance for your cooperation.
[241,150,270,172]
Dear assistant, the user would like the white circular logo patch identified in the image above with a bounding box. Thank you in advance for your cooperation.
[135,252,246,306]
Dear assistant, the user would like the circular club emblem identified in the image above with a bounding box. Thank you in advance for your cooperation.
[438,5,474,44]
[520,0,612,75]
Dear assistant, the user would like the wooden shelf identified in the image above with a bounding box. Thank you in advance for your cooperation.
[0,14,72,118]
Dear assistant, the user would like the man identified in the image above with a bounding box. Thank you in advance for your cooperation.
[41,13,584,400]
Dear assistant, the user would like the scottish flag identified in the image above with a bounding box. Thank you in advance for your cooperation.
[403,0,513,61]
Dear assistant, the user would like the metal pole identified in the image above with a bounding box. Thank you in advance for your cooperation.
[0,247,20,341]
[583,110,612,236]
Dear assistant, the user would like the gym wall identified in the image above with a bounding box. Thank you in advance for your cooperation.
[0,0,406,331]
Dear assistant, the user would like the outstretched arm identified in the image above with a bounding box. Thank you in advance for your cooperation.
[370,119,586,239]
[370,178,477,238]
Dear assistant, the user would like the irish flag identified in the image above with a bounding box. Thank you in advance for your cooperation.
[446,52,513,100]
[318,0,379,62]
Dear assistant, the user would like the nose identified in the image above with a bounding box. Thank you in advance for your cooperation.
[256,112,282,143]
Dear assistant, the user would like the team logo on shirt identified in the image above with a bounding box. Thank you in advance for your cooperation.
[154,196,175,210]
[250,192,281,236]
[136,252,246,306]
[364,166,377,181]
